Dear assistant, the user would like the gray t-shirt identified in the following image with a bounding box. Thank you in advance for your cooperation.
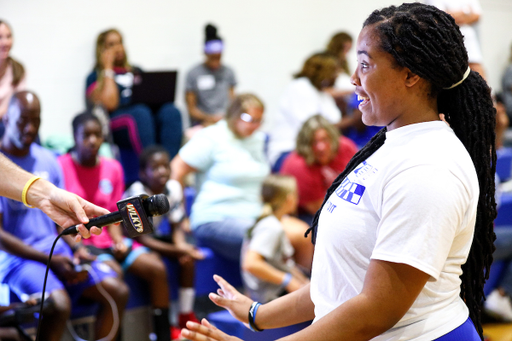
[241,215,295,303]
[185,63,237,116]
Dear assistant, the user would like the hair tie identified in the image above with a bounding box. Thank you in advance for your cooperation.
[443,66,471,90]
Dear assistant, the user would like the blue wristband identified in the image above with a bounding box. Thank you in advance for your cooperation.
[248,301,263,332]
[281,273,292,288]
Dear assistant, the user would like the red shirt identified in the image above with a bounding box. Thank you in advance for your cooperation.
[280,136,358,210]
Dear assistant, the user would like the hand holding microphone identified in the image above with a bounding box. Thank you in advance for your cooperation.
[62,194,170,237]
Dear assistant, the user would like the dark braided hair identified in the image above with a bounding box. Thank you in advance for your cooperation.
[307,3,497,339]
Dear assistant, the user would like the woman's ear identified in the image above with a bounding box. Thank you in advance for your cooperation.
[404,69,421,88]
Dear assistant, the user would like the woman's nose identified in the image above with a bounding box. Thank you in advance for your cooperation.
[350,72,360,86]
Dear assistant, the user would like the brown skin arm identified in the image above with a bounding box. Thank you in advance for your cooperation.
[183,260,430,341]
[448,10,480,25]
[186,91,211,124]
[277,260,430,341]
[89,75,119,112]
[136,234,189,258]
[170,155,198,188]
[88,47,120,111]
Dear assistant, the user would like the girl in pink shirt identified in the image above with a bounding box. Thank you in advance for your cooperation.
[59,112,179,341]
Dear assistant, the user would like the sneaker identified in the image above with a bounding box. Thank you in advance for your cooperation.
[171,326,182,341]
[179,312,200,329]
[485,289,512,321]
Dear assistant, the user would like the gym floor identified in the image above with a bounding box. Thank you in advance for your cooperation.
[483,323,512,341]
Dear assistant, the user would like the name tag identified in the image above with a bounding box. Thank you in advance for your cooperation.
[197,75,215,90]
[115,72,134,88]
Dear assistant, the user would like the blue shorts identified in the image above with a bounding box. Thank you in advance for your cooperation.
[434,317,480,340]
[4,258,116,305]
[91,238,150,272]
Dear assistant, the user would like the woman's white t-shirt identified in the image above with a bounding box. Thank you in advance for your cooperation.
[310,121,479,340]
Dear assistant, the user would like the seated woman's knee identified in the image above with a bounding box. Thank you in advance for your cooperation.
[129,103,153,120]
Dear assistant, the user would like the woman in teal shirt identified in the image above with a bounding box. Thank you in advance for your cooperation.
[171,94,269,261]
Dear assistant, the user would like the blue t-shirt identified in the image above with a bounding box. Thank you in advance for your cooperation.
[0,144,71,280]
[179,120,270,228]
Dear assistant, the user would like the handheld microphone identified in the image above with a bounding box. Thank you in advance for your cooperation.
[61,194,170,237]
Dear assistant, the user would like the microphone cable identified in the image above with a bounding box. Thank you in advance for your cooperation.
[35,230,119,341]
[35,229,64,341]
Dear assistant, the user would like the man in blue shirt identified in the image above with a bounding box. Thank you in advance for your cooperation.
[0,91,128,340]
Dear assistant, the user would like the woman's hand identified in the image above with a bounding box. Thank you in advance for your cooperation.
[112,241,129,261]
[50,254,77,282]
[182,318,243,341]
[209,275,253,324]
[101,47,116,70]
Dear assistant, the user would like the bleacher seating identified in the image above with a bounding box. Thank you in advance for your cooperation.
[497,148,512,182]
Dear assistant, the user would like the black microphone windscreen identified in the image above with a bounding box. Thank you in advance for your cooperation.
[143,194,170,216]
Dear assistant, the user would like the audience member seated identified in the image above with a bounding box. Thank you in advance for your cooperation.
[124,145,204,330]
[0,92,128,341]
[0,20,26,138]
[495,93,510,149]
[241,175,309,303]
[324,32,380,147]
[280,115,357,225]
[0,297,40,341]
[324,32,354,102]
[185,24,236,131]
[171,94,269,262]
[86,28,183,159]
[425,0,485,78]
[502,44,512,122]
[267,52,341,172]
[57,112,178,341]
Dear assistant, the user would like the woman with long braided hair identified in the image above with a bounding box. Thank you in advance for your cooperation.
[181,3,496,341]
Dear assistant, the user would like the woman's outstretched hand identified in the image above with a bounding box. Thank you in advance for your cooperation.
[182,318,243,341]
[209,275,254,325]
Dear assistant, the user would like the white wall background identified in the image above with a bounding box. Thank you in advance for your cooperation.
[2,0,512,139]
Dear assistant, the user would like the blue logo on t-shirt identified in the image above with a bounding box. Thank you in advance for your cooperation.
[99,179,113,195]
[335,178,366,205]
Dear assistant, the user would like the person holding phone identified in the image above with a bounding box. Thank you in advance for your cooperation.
[86,28,183,163]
